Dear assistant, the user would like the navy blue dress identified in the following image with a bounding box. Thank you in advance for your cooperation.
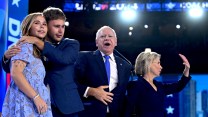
[125,75,191,117]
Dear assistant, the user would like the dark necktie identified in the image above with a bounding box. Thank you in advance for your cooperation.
[104,55,110,84]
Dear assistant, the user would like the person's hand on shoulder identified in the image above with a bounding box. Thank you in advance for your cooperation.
[17,36,38,45]
[4,45,21,60]
[17,36,44,50]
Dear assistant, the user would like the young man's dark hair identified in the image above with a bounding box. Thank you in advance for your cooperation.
[43,7,66,22]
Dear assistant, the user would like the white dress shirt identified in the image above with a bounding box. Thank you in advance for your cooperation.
[84,52,118,95]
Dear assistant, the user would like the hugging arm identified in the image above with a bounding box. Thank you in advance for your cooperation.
[2,45,21,73]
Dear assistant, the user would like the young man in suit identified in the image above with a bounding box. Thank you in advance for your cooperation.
[2,7,84,117]
[74,26,132,117]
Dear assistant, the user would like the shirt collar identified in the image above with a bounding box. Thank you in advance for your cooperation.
[100,51,115,61]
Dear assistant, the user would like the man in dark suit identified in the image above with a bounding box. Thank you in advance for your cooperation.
[2,7,83,117]
[75,26,132,117]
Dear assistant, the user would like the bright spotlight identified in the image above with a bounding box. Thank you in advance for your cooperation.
[128,32,132,36]
[176,24,180,29]
[65,21,69,26]
[121,9,137,22]
[144,24,148,29]
[144,48,151,53]
[129,27,133,30]
[188,8,204,18]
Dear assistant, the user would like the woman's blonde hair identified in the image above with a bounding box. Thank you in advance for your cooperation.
[135,51,161,76]
[21,12,44,58]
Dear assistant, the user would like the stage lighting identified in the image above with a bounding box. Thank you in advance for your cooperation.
[188,7,204,18]
[120,9,137,22]
[129,26,133,30]
[176,24,180,29]
[65,21,69,26]
[144,48,151,53]
[144,24,148,29]
[128,32,132,36]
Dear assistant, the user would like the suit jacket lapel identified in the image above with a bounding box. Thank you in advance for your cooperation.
[93,50,108,84]
[114,55,123,86]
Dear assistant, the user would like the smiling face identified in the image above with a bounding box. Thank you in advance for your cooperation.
[96,26,117,55]
[29,15,47,39]
[21,13,47,39]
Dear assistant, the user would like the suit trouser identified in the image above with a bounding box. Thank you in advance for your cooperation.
[51,104,79,117]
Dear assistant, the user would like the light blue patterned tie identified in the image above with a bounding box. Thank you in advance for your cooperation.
[104,55,110,84]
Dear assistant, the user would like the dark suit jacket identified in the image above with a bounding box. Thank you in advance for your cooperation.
[74,50,132,117]
[42,38,83,114]
[125,75,191,117]
[1,57,10,73]
[2,38,84,114]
